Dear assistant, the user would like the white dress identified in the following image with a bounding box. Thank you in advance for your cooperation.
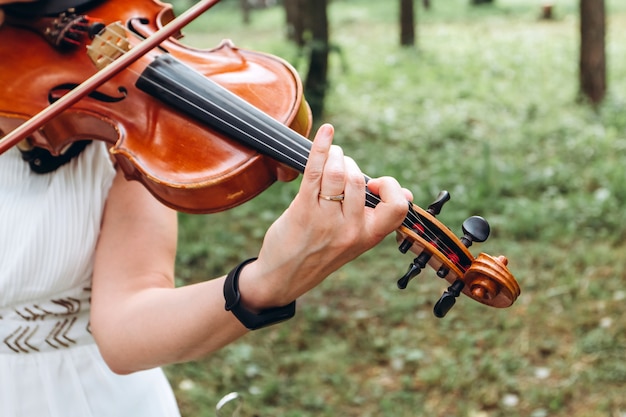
[0,142,181,417]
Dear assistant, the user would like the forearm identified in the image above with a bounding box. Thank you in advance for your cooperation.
[91,276,249,374]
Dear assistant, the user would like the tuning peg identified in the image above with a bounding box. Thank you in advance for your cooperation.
[460,216,490,248]
[398,238,414,254]
[436,266,450,279]
[435,216,490,281]
[427,190,451,215]
[397,252,431,289]
[433,279,465,318]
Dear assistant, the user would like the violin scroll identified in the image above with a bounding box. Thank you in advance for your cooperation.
[395,191,520,317]
[463,253,520,307]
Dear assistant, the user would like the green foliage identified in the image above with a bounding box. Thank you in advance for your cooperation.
[167,1,626,416]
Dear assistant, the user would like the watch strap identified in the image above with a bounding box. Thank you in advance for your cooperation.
[223,258,296,330]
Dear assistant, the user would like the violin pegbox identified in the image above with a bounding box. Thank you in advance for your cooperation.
[395,191,520,318]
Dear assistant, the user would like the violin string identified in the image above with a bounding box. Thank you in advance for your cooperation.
[90,34,465,268]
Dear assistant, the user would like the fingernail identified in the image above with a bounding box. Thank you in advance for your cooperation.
[320,123,334,136]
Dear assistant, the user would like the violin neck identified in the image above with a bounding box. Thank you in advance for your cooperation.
[136,54,383,211]
[136,54,312,173]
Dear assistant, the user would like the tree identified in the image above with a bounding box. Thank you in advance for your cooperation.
[579,0,606,104]
[240,0,251,25]
[302,0,329,119]
[400,0,416,47]
[284,0,306,46]
[283,0,329,119]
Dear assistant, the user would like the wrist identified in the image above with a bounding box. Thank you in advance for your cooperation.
[236,258,277,311]
[223,258,296,330]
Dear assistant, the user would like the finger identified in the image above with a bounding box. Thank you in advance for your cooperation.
[301,123,334,200]
[341,157,366,216]
[366,177,411,233]
[319,145,345,198]
[366,177,412,202]
[402,188,414,202]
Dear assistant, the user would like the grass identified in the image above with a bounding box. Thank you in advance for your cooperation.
[163,0,626,416]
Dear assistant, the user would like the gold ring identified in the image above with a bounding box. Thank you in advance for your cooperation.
[318,193,345,202]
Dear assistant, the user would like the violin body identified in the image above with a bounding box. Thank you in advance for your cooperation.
[0,0,309,212]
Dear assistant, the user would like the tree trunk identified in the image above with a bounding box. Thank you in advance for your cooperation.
[579,0,606,104]
[284,0,306,46]
[400,0,415,47]
[540,3,554,20]
[240,0,251,25]
[303,0,329,119]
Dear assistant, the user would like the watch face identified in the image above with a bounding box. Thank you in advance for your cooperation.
[5,0,106,17]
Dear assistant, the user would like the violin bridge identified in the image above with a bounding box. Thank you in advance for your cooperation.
[86,22,131,70]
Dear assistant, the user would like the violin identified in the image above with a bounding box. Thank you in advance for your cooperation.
[0,0,520,317]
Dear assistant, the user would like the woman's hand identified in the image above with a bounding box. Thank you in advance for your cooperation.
[238,123,412,310]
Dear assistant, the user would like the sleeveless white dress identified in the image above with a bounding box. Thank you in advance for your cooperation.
[0,142,181,417]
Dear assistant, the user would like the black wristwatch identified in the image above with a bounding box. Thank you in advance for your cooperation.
[223,258,296,330]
